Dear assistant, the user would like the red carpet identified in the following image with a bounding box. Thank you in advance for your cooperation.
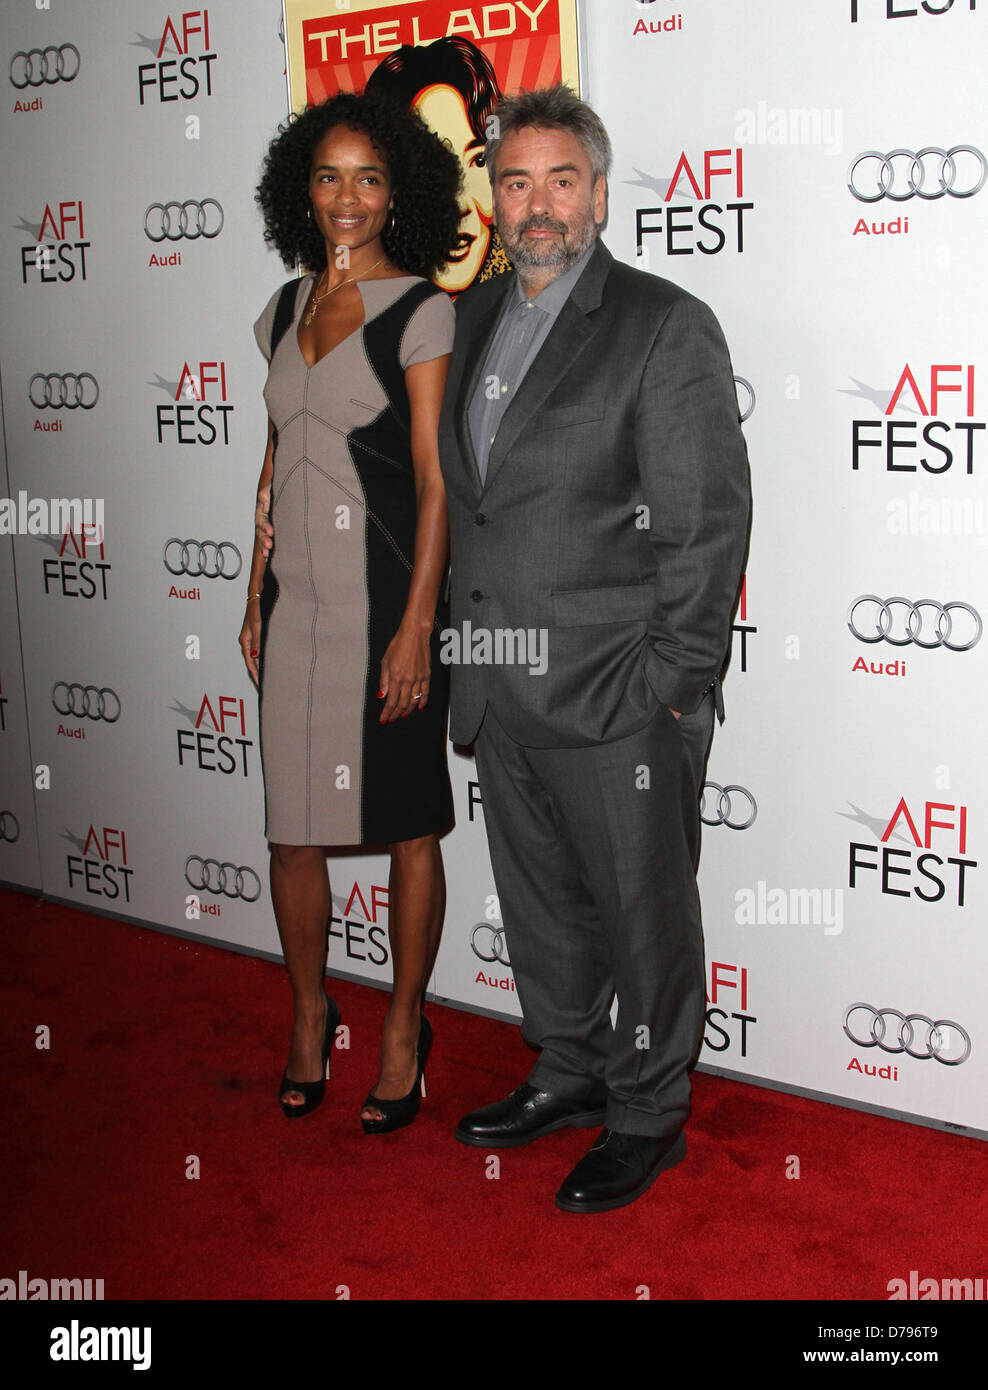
[1,887,984,1302]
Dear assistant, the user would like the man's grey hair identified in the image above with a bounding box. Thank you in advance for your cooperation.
[485,84,613,186]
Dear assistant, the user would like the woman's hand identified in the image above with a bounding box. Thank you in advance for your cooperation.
[379,622,431,723]
[239,602,262,687]
[255,484,274,558]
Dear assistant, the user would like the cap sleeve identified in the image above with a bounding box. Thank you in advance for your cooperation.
[399,289,455,370]
[253,284,282,363]
[253,277,309,362]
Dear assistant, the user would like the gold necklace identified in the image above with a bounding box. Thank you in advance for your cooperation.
[303,256,387,327]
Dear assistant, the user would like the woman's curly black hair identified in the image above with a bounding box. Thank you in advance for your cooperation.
[255,91,462,279]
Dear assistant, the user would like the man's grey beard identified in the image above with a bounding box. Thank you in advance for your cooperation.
[497,209,598,280]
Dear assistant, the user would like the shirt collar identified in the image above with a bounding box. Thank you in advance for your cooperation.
[509,239,597,317]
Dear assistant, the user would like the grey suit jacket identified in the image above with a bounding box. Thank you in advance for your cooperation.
[437,238,751,748]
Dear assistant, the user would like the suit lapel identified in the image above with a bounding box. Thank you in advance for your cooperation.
[482,240,611,494]
[454,279,513,492]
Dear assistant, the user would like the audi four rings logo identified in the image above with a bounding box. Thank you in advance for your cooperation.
[0,812,19,843]
[847,596,982,650]
[185,855,261,902]
[734,376,755,423]
[471,922,510,965]
[29,373,99,410]
[700,782,757,830]
[843,1003,971,1066]
[144,200,224,242]
[10,45,80,88]
[848,147,987,202]
[163,539,242,580]
[51,682,121,723]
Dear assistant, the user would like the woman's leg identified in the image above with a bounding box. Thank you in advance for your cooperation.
[270,842,331,1106]
[360,833,445,1120]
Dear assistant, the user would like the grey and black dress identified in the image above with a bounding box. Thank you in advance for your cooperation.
[253,274,455,846]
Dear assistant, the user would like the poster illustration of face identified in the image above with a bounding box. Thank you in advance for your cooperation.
[284,0,581,293]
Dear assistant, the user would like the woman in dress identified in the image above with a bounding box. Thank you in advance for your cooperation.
[241,92,461,1132]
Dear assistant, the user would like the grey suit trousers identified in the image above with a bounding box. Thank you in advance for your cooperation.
[473,691,715,1139]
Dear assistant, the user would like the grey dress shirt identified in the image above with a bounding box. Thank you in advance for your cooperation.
[468,242,596,483]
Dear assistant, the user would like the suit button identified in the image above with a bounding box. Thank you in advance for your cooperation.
[470,590,483,602]
[474,513,487,526]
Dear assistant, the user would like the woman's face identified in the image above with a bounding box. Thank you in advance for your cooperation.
[413,83,492,292]
[308,124,392,262]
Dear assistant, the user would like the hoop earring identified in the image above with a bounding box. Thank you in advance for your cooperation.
[384,206,395,237]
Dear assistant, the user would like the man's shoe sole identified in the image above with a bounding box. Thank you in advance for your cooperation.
[554,1132,687,1213]
[454,1108,607,1149]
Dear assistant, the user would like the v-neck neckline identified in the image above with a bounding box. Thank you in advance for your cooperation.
[295,274,416,370]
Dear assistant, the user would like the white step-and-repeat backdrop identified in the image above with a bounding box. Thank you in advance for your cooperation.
[1,0,984,1138]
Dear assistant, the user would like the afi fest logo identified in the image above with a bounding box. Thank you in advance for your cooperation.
[152,361,234,445]
[849,362,984,477]
[42,524,110,601]
[850,0,979,22]
[846,795,976,908]
[18,201,89,284]
[731,573,756,673]
[329,884,390,968]
[64,825,134,903]
[174,693,254,776]
[136,9,217,104]
[633,147,753,260]
[703,961,756,1059]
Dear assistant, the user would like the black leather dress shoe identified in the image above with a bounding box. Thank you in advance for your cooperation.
[555,1128,687,1213]
[455,1083,607,1148]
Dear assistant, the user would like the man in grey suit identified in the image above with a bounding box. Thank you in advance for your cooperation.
[438,85,750,1213]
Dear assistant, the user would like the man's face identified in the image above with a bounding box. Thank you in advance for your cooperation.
[492,124,605,278]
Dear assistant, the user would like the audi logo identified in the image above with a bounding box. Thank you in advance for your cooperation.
[51,682,121,723]
[0,811,19,843]
[163,538,242,580]
[185,855,261,902]
[700,782,756,830]
[734,376,755,423]
[10,45,80,88]
[847,596,981,651]
[29,372,99,410]
[471,921,510,965]
[848,146,986,202]
[144,200,224,243]
[844,1003,971,1067]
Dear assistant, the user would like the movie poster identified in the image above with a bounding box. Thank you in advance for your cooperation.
[284,0,581,292]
